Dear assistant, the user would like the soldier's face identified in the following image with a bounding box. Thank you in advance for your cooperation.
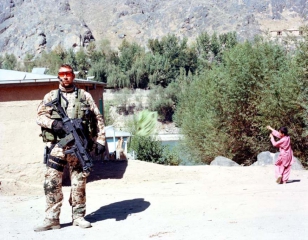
[58,67,75,87]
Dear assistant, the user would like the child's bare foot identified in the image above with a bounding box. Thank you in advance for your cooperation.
[276,176,282,184]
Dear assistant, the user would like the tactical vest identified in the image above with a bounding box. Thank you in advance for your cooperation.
[40,87,98,145]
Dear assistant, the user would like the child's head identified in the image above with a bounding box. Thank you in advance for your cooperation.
[278,126,288,136]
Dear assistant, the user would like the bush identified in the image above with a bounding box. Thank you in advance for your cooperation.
[103,101,114,126]
[174,39,304,165]
[129,136,180,165]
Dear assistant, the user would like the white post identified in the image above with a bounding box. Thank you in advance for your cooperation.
[113,127,116,152]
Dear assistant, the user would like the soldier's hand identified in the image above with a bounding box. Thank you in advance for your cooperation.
[82,171,90,178]
[52,120,64,135]
[96,143,105,155]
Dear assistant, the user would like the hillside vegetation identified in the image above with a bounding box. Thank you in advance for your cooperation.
[1,25,308,166]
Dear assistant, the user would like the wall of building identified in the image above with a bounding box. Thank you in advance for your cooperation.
[0,83,104,107]
[0,100,46,184]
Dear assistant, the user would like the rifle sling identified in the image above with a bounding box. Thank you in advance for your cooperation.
[47,161,65,172]
[49,156,67,165]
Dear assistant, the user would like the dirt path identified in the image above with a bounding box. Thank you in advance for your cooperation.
[1,160,308,240]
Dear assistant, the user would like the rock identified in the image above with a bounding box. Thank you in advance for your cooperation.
[210,156,240,167]
[253,151,304,170]
[35,35,46,49]
[118,33,126,39]
[252,151,275,166]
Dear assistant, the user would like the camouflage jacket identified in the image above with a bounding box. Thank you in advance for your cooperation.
[36,85,106,146]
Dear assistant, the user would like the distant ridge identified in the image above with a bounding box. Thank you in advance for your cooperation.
[0,0,307,59]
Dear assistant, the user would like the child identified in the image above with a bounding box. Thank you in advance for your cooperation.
[266,126,294,184]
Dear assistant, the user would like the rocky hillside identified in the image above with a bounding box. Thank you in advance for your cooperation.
[0,0,307,59]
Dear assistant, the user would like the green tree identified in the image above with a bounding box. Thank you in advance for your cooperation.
[175,39,303,165]
[23,53,35,72]
[34,50,63,74]
[64,49,77,71]
[147,34,195,86]
[0,55,3,68]
[118,40,146,87]
[210,32,222,61]
[292,27,308,163]
[75,49,91,78]
[147,68,190,122]
[2,53,17,70]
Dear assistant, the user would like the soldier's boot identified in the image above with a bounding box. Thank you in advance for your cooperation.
[33,218,60,232]
[73,217,92,228]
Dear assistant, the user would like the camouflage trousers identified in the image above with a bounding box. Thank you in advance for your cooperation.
[44,143,87,221]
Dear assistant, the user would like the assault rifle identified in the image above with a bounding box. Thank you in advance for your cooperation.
[45,90,93,173]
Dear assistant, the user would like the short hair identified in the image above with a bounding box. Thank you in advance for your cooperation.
[59,64,74,72]
[278,126,288,136]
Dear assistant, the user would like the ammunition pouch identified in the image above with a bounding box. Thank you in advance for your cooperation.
[40,122,66,143]
[40,127,57,143]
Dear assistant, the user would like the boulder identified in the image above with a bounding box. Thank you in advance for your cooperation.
[210,156,240,167]
[252,151,275,166]
[253,151,304,170]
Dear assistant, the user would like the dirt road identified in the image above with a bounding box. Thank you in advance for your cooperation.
[1,160,308,240]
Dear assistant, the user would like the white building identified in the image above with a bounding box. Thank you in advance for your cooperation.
[105,126,131,160]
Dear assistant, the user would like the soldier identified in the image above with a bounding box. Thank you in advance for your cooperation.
[34,64,106,231]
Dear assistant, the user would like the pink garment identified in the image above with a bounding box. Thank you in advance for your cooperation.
[270,130,294,182]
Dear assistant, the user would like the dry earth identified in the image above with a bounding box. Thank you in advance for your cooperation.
[1,161,308,240]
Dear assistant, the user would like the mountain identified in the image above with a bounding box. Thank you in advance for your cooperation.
[0,0,307,59]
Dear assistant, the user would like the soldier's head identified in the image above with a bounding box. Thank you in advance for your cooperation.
[58,64,75,87]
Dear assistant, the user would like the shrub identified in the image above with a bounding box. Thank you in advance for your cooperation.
[129,136,180,165]
[174,39,304,165]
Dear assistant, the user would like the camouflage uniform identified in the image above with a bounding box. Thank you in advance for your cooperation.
[36,84,105,224]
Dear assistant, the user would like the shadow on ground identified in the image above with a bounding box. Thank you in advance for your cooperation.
[60,198,150,228]
[62,160,128,186]
[287,179,301,183]
[85,198,151,222]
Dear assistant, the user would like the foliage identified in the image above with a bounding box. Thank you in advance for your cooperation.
[147,34,197,86]
[125,108,179,166]
[88,58,108,83]
[2,31,235,90]
[174,67,230,164]
[107,39,146,88]
[129,136,180,165]
[135,110,158,136]
[147,84,175,122]
[64,49,78,71]
[174,38,304,165]
[147,68,192,121]
[4,30,308,166]
[103,101,114,126]
[33,50,63,74]
[75,49,91,79]
[195,31,238,72]
[292,26,308,165]
[23,53,35,72]
[2,53,17,70]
